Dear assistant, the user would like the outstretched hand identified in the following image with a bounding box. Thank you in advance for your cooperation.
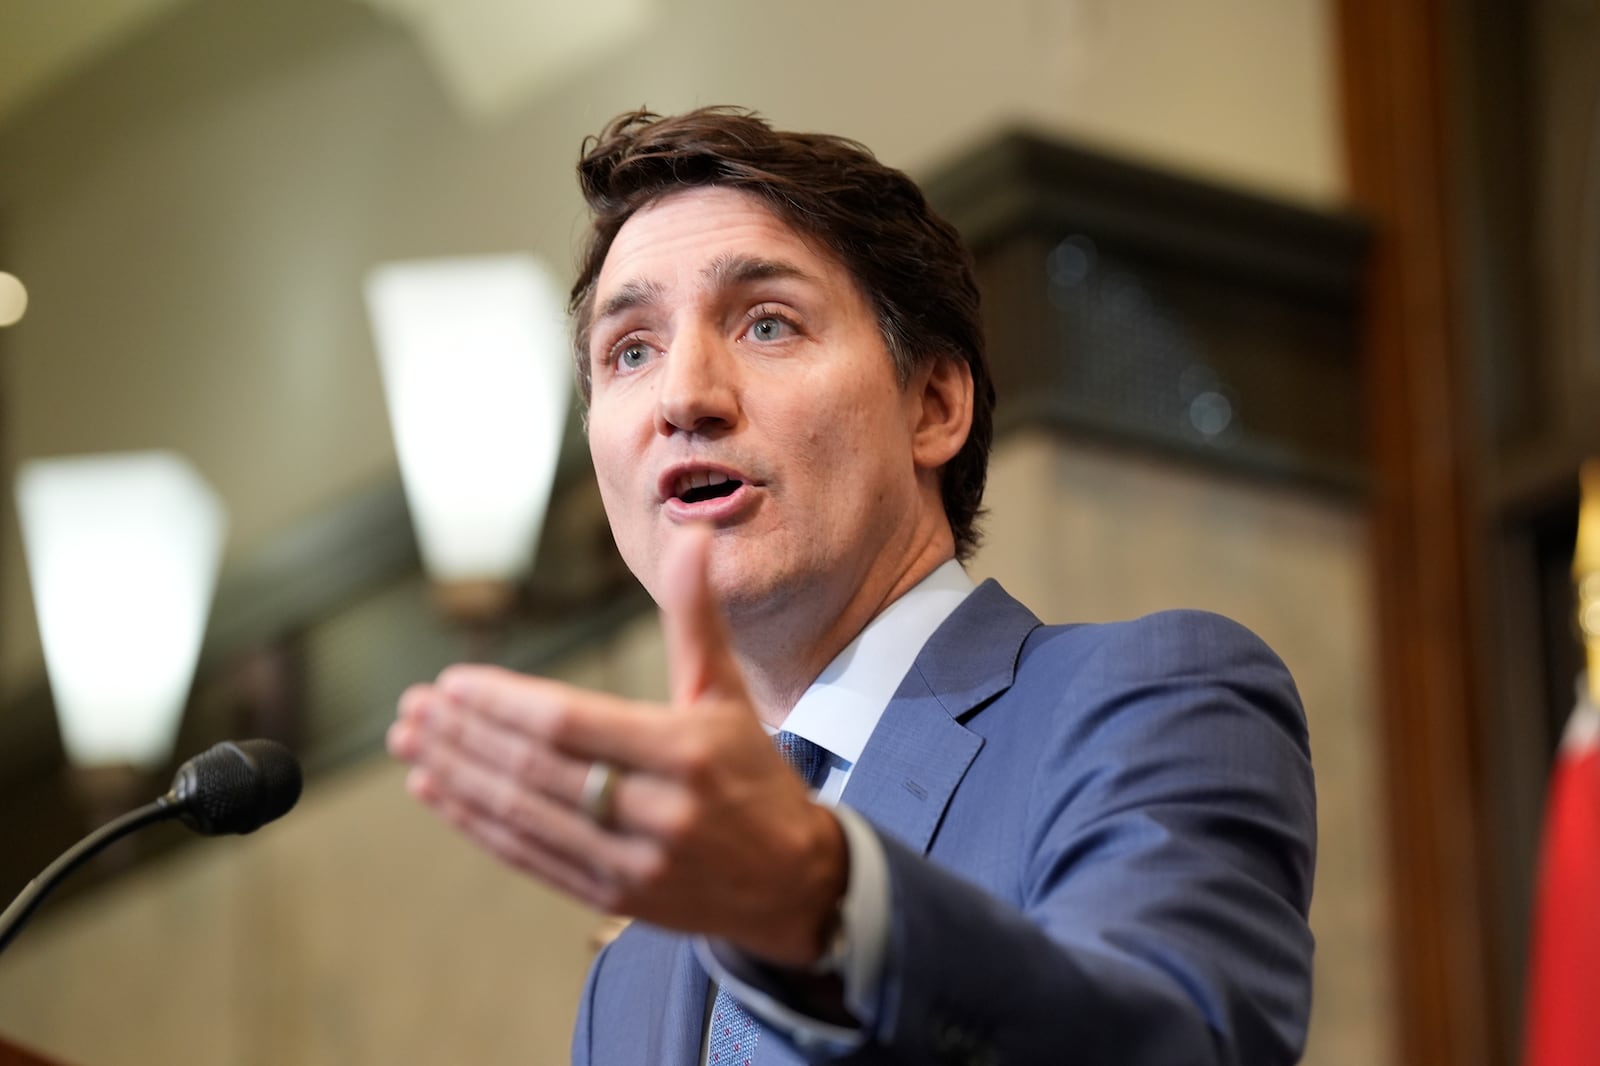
[387,524,847,966]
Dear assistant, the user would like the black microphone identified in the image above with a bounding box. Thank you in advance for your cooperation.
[0,739,303,955]
[168,739,303,835]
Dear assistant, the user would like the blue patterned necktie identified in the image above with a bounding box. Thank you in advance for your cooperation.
[706,731,828,1065]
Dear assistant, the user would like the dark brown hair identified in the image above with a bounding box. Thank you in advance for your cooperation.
[569,107,994,560]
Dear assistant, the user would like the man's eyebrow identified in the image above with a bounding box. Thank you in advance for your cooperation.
[594,279,667,324]
[594,255,819,326]
[703,254,819,291]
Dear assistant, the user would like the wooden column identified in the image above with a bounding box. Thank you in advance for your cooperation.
[1335,2,1504,1064]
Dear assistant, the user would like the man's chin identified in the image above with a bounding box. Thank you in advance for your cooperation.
[703,562,807,623]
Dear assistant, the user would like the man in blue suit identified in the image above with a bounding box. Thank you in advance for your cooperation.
[389,107,1315,1065]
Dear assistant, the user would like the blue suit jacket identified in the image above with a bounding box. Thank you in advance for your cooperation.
[573,581,1316,1065]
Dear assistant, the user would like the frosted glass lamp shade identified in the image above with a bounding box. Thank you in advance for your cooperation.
[365,255,571,585]
[16,452,228,770]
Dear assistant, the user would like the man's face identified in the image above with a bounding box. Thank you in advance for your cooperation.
[584,186,941,623]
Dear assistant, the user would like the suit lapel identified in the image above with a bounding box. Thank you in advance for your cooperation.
[839,580,1039,853]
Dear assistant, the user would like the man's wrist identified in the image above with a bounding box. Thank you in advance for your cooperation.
[692,804,889,1049]
[799,804,851,967]
[807,891,850,975]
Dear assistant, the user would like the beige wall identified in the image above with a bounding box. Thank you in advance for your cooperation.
[0,0,1341,691]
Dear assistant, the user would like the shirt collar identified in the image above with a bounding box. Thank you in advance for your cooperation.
[778,559,974,764]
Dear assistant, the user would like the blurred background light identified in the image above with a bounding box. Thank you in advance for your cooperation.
[364,254,571,616]
[15,451,228,770]
[0,272,27,327]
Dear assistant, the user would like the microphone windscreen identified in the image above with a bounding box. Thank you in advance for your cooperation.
[170,739,303,835]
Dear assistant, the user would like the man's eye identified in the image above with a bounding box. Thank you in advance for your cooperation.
[746,315,792,342]
[616,342,654,370]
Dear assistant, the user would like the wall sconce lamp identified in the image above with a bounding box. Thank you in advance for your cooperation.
[0,271,27,328]
[15,451,228,773]
[364,255,572,623]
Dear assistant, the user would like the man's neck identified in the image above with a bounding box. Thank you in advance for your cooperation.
[731,541,957,727]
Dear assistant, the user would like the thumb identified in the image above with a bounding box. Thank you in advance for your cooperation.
[661,523,746,709]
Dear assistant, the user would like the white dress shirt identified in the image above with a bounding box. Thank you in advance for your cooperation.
[696,559,975,1061]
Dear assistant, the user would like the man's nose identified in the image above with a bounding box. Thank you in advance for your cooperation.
[655,326,738,435]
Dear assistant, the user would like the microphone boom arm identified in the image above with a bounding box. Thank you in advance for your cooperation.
[0,738,300,959]
[0,797,182,956]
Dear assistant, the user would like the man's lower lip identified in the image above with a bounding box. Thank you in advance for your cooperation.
[662,483,755,521]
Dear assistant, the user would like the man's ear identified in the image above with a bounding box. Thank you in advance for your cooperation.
[910,356,974,471]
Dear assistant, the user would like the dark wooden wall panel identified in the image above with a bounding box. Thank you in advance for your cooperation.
[1336,1,1506,1064]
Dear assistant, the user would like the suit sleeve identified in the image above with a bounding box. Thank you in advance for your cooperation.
[839,610,1317,1066]
[570,938,603,1066]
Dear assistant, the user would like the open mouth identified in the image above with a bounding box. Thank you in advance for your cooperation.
[673,470,744,504]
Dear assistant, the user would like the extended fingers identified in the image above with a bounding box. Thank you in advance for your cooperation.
[407,750,666,895]
[398,675,713,843]
[426,785,623,910]
[390,647,817,940]
[429,664,713,774]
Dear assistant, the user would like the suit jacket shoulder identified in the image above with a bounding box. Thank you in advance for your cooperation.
[836,583,1316,1065]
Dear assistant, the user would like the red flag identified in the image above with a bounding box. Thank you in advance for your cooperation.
[1524,682,1600,1066]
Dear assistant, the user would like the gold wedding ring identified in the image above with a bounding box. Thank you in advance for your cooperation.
[579,760,620,825]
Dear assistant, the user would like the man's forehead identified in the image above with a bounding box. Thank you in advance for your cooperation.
[593,187,841,299]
